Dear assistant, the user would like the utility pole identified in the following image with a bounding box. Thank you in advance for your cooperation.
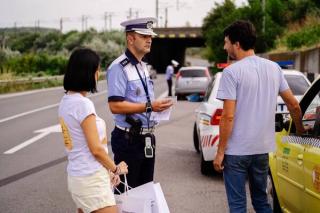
[81,15,88,32]
[59,18,63,33]
[81,15,85,32]
[127,8,133,19]
[14,22,17,36]
[156,0,159,27]
[34,20,40,33]
[135,10,139,18]
[108,14,112,30]
[104,12,108,31]
[165,7,168,28]
[262,0,265,33]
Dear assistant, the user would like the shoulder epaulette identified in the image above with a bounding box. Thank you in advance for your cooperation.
[120,58,130,67]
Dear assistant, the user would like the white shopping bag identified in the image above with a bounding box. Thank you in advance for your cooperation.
[115,193,152,213]
[126,182,170,213]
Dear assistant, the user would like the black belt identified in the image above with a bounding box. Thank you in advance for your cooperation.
[115,125,155,135]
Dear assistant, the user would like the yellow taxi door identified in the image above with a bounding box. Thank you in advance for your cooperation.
[299,86,320,212]
[276,135,305,212]
[303,144,320,212]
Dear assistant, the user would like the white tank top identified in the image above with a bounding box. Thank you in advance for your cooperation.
[58,93,108,176]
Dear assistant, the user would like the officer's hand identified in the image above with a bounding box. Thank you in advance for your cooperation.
[152,99,173,112]
[116,161,128,175]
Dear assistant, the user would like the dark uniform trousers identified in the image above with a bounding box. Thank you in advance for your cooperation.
[167,79,172,96]
[111,127,155,193]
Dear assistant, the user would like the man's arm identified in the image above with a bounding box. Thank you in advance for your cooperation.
[280,89,305,135]
[213,99,236,172]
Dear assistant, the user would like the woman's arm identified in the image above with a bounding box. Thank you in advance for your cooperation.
[81,114,127,174]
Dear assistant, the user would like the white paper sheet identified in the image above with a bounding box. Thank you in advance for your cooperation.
[150,96,177,121]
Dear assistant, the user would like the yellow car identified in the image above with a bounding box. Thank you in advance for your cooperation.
[268,76,320,213]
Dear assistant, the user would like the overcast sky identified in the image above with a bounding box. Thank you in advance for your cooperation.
[0,0,247,32]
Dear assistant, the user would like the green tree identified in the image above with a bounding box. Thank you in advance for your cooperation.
[10,33,40,53]
[202,0,240,62]
[202,0,288,62]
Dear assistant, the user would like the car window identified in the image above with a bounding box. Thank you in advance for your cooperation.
[302,92,320,137]
[180,69,206,77]
[203,78,215,101]
[284,74,309,95]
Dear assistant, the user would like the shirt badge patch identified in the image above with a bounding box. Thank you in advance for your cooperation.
[136,87,141,96]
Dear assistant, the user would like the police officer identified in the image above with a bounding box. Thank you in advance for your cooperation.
[106,17,173,191]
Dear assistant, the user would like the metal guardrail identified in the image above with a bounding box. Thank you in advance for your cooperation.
[0,75,64,85]
[0,72,106,86]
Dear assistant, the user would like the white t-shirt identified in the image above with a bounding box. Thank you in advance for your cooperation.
[217,55,289,155]
[58,93,108,176]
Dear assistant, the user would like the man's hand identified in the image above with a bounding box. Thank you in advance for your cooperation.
[296,126,307,136]
[151,98,173,112]
[213,152,225,172]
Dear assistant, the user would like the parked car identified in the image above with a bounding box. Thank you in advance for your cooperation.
[268,75,320,212]
[276,70,311,113]
[193,70,311,176]
[175,66,212,100]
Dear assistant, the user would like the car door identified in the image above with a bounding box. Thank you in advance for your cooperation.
[275,131,305,212]
[284,77,320,212]
[299,88,320,212]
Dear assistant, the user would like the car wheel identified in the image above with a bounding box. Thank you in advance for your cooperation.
[177,94,182,100]
[200,153,214,176]
[193,123,200,153]
[267,172,281,213]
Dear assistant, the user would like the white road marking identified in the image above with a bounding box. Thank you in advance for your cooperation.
[2,86,168,154]
[0,87,63,100]
[0,91,107,124]
[0,103,59,124]
[4,124,61,154]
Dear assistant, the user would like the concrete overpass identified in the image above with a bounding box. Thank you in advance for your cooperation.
[145,27,205,73]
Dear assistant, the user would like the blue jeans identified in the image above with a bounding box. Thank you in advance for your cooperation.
[223,154,272,213]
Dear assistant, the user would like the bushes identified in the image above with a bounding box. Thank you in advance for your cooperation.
[286,24,320,49]
[1,29,125,78]
[5,53,67,76]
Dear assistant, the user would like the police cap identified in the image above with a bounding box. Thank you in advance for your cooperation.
[120,17,157,36]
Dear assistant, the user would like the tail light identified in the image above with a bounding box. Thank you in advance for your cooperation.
[205,69,211,78]
[176,71,181,80]
[210,108,223,125]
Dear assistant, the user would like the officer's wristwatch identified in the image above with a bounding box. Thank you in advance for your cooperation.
[145,101,152,113]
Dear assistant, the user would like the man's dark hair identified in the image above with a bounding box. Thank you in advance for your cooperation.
[63,48,100,93]
[223,20,256,51]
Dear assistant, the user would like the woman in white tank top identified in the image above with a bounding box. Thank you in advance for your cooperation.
[58,48,128,213]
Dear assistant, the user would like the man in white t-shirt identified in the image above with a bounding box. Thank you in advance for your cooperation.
[213,20,305,213]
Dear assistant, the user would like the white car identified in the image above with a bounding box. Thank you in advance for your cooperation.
[175,66,212,100]
[193,70,311,175]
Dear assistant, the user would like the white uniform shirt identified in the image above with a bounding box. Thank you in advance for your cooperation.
[59,93,108,176]
[165,65,174,80]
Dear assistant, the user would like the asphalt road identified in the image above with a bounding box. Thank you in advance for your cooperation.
[0,74,254,213]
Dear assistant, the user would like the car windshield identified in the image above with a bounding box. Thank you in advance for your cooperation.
[284,74,310,95]
[180,69,206,77]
